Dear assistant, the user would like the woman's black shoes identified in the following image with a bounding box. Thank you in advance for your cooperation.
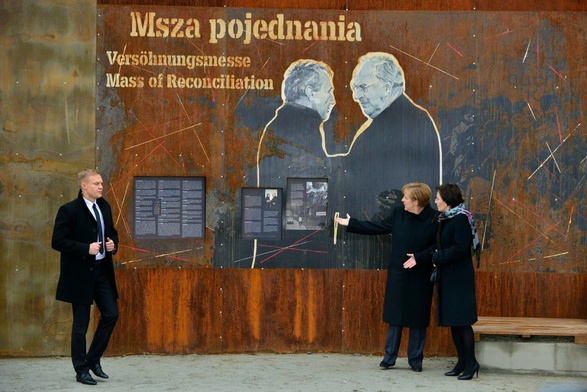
[444,363,464,376]
[458,363,480,380]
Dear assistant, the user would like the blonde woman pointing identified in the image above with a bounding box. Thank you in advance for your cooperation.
[335,183,437,372]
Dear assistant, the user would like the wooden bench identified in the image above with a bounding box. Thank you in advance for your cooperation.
[473,316,587,344]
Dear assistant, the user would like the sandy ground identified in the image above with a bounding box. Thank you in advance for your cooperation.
[0,354,586,392]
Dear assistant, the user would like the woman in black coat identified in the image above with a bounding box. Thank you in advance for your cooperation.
[433,183,480,380]
[335,183,438,372]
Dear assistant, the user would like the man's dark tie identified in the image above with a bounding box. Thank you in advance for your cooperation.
[92,203,104,254]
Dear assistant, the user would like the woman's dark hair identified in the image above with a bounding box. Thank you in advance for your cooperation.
[436,183,464,208]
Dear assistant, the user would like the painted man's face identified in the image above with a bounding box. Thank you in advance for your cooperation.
[311,70,336,121]
[351,62,388,119]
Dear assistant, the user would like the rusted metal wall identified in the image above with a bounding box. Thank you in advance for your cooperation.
[0,0,98,356]
[0,0,585,357]
[106,269,586,356]
[95,7,586,271]
[99,0,587,12]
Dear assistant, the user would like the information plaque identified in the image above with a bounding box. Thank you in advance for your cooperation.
[286,178,328,230]
[134,176,206,239]
[241,187,283,240]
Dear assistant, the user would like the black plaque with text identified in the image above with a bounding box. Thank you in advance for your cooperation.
[241,187,283,240]
[134,176,206,239]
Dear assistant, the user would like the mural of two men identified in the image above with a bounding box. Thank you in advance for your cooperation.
[254,52,442,268]
[256,60,336,186]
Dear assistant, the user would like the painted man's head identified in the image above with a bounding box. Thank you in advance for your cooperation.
[282,60,336,121]
[351,52,405,119]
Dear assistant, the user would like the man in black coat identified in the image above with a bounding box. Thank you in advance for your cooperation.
[254,59,336,268]
[52,169,119,385]
[256,59,336,187]
[335,52,442,269]
[345,52,442,220]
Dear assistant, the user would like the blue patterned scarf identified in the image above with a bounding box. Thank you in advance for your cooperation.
[437,203,480,249]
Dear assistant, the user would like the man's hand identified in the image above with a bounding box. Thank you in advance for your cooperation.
[89,242,102,255]
[105,237,116,252]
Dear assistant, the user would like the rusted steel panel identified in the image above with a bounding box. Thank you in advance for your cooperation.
[0,0,99,357]
[97,0,587,12]
[476,272,587,319]
[2,0,585,359]
[96,7,586,272]
[105,270,586,356]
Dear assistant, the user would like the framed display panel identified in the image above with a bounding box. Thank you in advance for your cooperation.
[286,178,328,231]
[241,187,283,240]
[134,176,206,239]
[97,5,587,271]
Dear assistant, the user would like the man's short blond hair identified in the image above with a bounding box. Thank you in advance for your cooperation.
[77,169,101,187]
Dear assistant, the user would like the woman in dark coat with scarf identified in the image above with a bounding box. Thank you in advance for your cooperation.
[433,183,480,380]
[335,183,438,372]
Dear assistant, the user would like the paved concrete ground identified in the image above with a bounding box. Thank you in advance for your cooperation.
[0,354,586,392]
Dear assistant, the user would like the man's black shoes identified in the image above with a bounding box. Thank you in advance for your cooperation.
[90,363,109,379]
[379,360,395,369]
[76,372,97,385]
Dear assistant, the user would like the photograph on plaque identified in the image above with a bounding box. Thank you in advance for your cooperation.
[134,176,206,239]
[286,178,328,231]
[241,187,283,240]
